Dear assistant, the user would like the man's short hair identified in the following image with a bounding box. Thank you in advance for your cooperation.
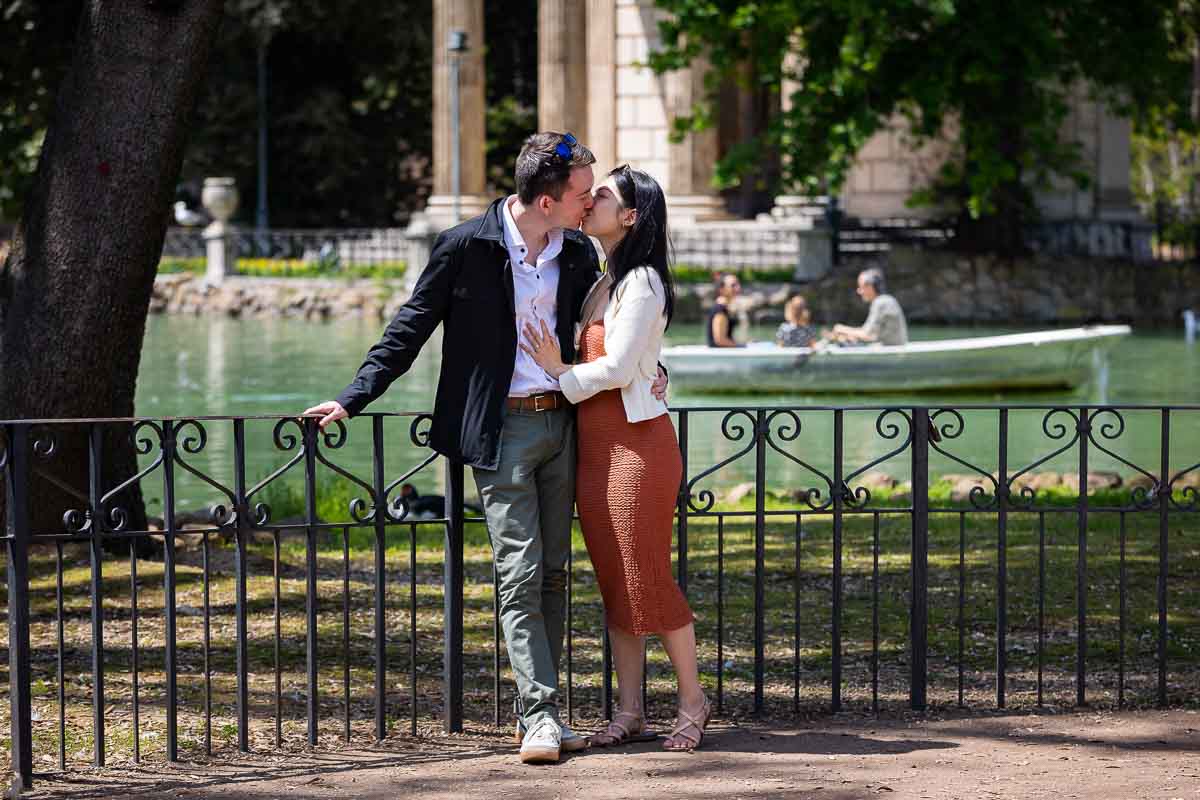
[515,132,596,205]
[858,268,887,294]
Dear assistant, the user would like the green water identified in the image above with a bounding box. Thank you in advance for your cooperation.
[136,316,1200,512]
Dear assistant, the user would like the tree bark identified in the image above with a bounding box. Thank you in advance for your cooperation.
[0,0,224,540]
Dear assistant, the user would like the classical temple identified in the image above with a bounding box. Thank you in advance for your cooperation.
[421,0,1138,229]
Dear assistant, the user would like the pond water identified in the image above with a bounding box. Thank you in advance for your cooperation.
[135,315,1200,511]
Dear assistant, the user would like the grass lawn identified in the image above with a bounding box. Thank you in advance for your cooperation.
[0,490,1196,772]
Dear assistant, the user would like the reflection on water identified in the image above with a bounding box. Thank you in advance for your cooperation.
[137,315,1200,510]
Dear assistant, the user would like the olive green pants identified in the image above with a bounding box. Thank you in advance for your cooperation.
[471,407,575,730]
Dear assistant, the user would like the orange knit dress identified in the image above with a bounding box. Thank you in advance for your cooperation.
[574,320,693,636]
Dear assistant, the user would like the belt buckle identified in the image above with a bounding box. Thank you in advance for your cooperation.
[533,394,546,412]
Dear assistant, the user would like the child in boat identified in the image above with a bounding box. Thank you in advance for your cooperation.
[776,294,817,348]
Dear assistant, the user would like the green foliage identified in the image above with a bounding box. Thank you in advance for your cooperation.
[650,0,1191,249]
[0,0,80,220]
[157,256,407,279]
[672,264,795,284]
[486,96,538,197]
[2,1,541,226]
[1131,122,1200,248]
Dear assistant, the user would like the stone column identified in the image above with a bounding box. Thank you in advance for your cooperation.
[539,0,588,141]
[585,0,617,171]
[664,59,726,222]
[1096,105,1137,220]
[422,0,491,227]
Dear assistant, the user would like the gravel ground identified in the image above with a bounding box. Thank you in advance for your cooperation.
[21,709,1200,800]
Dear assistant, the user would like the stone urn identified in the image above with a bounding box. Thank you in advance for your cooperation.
[202,177,239,285]
[201,177,239,223]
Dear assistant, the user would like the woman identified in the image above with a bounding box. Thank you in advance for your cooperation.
[521,165,711,752]
[707,272,741,347]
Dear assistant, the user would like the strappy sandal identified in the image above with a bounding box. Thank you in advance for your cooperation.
[662,696,712,752]
[589,710,658,747]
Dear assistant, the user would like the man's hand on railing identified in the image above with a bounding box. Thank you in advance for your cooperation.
[303,400,348,430]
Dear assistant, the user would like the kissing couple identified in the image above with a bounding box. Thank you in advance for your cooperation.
[305,131,710,763]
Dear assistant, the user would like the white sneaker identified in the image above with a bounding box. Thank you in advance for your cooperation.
[515,719,588,753]
[520,717,562,764]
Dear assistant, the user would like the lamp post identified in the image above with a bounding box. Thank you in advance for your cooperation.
[447,29,469,225]
[253,7,279,236]
[256,36,269,232]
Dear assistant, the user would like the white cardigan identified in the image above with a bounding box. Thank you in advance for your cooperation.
[559,266,669,422]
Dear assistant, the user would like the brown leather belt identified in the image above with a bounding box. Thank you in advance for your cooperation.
[506,391,567,412]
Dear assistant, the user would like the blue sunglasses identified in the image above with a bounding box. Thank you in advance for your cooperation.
[553,132,577,160]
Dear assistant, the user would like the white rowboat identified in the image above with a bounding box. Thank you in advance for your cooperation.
[660,325,1131,394]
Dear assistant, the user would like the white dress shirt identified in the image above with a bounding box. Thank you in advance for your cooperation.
[502,195,563,396]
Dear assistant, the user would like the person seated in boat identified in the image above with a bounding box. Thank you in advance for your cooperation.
[824,267,908,346]
[707,272,742,347]
[775,294,817,348]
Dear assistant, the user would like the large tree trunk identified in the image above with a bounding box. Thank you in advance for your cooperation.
[0,1,224,540]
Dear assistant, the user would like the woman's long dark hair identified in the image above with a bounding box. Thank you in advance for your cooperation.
[606,164,676,326]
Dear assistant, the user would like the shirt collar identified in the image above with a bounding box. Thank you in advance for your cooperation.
[502,195,563,265]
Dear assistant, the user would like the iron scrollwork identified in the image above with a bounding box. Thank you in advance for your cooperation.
[841,409,913,509]
[171,419,237,527]
[309,418,379,524]
[378,414,440,522]
[1085,409,1161,509]
[244,417,308,526]
[929,409,1000,509]
[683,409,758,513]
[100,421,166,532]
[1168,461,1200,511]
[1004,408,1081,509]
[30,426,93,532]
[763,409,834,511]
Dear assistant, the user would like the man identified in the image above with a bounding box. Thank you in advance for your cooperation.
[826,267,909,346]
[304,132,665,765]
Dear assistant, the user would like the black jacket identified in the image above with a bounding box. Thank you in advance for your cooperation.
[335,198,601,469]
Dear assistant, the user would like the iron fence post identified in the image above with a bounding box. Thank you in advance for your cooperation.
[302,418,320,745]
[1077,408,1090,706]
[444,457,465,733]
[754,409,767,713]
[1158,409,1170,707]
[5,425,34,792]
[161,420,179,760]
[832,410,844,712]
[232,419,251,751]
[997,409,1009,708]
[88,424,106,767]
[676,410,688,596]
[372,416,389,739]
[910,408,929,711]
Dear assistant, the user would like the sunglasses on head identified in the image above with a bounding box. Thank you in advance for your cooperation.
[553,132,577,160]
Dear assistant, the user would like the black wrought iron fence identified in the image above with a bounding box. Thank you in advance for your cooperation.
[2,405,1198,791]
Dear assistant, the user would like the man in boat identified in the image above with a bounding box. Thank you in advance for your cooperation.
[825,267,909,346]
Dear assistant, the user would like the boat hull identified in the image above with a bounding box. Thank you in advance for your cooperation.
[660,326,1131,394]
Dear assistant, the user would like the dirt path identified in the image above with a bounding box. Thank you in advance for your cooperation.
[22,710,1200,800]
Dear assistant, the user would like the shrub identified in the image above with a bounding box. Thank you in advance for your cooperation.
[672,263,795,284]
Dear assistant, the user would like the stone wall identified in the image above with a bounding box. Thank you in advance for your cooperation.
[152,247,1200,328]
[842,247,1199,327]
[679,247,1199,328]
[151,274,409,320]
